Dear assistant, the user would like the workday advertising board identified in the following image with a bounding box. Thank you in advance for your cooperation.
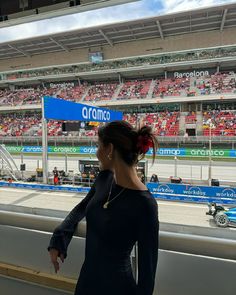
[147,183,236,204]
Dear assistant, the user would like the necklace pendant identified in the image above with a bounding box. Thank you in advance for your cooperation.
[103,202,109,209]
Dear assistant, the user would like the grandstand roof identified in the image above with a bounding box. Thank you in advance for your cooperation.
[0,2,236,61]
[0,1,139,28]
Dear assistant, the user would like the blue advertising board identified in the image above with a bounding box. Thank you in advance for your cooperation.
[0,181,90,194]
[7,146,236,158]
[146,148,186,156]
[1,180,235,205]
[43,96,123,122]
[147,182,236,205]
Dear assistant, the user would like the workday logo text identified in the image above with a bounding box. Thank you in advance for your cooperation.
[216,188,236,199]
[153,185,175,194]
[183,186,206,196]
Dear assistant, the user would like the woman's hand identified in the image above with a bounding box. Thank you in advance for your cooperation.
[49,248,64,273]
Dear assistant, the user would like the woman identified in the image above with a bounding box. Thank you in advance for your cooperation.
[48,121,159,295]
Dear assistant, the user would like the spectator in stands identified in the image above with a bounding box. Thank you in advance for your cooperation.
[184,132,189,138]
[4,45,235,82]
[48,121,159,295]
[0,71,236,107]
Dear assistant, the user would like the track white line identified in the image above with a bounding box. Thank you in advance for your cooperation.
[0,188,35,193]
[0,187,83,197]
[157,200,206,209]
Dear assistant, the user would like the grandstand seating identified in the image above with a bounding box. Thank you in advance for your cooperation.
[118,80,151,99]
[1,109,236,137]
[84,82,118,102]
[0,111,180,137]
[0,71,236,137]
[1,73,235,106]
[0,113,41,136]
[0,87,54,106]
[202,110,236,136]
[144,112,180,136]
[55,83,89,102]
[195,73,236,95]
[152,78,190,98]
[123,112,180,136]
[185,111,197,124]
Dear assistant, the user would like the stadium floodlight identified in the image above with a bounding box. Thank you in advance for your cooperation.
[0,0,140,29]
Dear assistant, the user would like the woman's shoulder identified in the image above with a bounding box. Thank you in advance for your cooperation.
[129,189,157,211]
[132,191,158,225]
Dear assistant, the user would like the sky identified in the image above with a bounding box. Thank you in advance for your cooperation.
[0,0,235,43]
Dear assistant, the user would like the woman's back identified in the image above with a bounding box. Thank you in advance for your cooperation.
[75,171,158,295]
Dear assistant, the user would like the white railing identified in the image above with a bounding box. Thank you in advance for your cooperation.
[1,210,236,260]
[0,135,236,144]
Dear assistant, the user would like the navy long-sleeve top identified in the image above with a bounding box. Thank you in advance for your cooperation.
[48,170,159,295]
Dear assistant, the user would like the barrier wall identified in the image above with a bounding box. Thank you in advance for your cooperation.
[1,180,236,204]
[0,276,72,295]
[5,146,236,158]
[0,181,90,194]
[1,225,236,295]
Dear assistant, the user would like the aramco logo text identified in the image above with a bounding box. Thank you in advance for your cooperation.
[82,106,111,121]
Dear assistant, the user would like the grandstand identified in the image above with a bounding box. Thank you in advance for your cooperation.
[0,2,236,148]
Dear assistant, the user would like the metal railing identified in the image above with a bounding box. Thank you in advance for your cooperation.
[47,175,96,187]
[0,135,236,145]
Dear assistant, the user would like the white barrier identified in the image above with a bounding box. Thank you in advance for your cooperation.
[0,225,236,295]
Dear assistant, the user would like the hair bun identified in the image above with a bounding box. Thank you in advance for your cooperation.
[136,126,153,154]
[98,120,157,165]
[137,125,152,137]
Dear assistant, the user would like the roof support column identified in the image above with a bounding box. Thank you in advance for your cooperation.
[118,73,122,84]
[156,20,164,39]
[98,29,113,47]
[220,9,228,32]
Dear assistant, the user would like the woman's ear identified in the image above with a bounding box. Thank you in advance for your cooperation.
[107,143,114,159]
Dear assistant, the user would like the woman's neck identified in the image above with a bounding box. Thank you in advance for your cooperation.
[114,164,145,190]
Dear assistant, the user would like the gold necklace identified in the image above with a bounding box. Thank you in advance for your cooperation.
[103,180,126,209]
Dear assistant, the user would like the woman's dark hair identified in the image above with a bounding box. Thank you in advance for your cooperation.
[98,120,158,166]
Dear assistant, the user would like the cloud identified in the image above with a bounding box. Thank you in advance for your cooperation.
[160,0,235,14]
[0,0,160,42]
[0,0,235,43]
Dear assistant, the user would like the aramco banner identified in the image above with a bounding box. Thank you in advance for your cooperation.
[5,146,236,158]
[43,96,123,122]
